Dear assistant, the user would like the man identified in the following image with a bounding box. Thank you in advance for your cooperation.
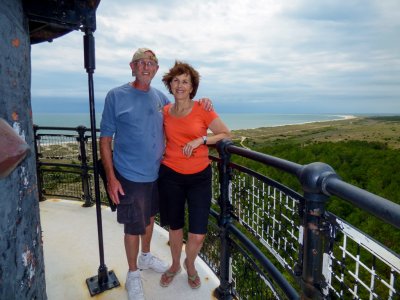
[99,48,211,300]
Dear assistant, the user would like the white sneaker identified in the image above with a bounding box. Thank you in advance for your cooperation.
[138,253,169,273]
[126,270,145,300]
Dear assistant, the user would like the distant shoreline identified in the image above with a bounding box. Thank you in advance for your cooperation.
[231,115,359,132]
[33,112,361,131]
[232,116,400,150]
[248,114,358,130]
[342,115,357,120]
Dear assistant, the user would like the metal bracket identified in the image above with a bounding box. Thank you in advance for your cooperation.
[86,269,120,296]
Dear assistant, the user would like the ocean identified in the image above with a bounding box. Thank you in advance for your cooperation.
[32,112,353,131]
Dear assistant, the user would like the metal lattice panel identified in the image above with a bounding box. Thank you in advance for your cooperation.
[230,167,302,274]
[41,170,82,199]
[325,214,400,299]
[37,134,79,161]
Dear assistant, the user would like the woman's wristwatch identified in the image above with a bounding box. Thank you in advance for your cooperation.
[202,136,207,145]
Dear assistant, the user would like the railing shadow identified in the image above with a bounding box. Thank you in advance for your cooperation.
[34,125,400,300]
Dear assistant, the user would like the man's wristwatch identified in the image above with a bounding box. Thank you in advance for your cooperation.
[202,136,207,145]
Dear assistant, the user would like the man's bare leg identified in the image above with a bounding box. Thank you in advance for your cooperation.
[125,234,140,271]
[140,216,155,253]
[137,216,169,273]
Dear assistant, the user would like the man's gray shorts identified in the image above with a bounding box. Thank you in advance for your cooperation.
[115,170,159,235]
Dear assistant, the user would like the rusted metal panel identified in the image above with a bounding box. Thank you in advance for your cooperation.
[0,0,46,298]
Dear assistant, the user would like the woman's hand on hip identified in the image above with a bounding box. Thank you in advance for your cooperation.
[183,137,203,157]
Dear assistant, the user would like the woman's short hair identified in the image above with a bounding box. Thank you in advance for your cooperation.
[162,61,200,99]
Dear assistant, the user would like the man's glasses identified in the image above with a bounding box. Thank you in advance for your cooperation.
[135,60,157,68]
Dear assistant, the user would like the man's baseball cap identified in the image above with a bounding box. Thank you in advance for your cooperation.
[131,48,158,64]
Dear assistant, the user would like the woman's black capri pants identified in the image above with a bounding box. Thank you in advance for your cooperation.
[158,164,212,234]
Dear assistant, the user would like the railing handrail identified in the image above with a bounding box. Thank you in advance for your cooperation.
[325,176,400,229]
[224,141,400,230]
[33,124,100,132]
[39,162,83,169]
[226,144,302,175]
[34,126,400,299]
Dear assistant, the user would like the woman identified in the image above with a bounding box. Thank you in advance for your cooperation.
[158,61,231,289]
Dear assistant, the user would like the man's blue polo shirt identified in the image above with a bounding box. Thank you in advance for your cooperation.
[100,83,169,182]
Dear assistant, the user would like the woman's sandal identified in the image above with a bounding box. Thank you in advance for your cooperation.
[184,259,201,289]
[187,272,201,289]
[160,268,181,287]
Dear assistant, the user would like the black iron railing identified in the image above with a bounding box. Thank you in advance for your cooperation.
[34,125,400,300]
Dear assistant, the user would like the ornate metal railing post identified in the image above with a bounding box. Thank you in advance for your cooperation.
[298,162,338,300]
[77,125,93,207]
[215,139,234,300]
[33,124,45,201]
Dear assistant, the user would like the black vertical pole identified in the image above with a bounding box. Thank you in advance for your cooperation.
[215,139,234,300]
[83,29,119,295]
[298,162,336,300]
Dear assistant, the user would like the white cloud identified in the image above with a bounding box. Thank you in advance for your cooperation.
[31,0,400,113]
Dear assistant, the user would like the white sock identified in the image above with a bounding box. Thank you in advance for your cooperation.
[141,252,150,257]
[129,269,140,275]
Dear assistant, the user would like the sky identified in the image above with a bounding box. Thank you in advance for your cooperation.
[31,0,400,114]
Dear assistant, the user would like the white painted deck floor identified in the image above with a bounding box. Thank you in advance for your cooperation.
[40,199,220,300]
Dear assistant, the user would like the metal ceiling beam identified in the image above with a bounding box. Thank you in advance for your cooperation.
[23,0,99,44]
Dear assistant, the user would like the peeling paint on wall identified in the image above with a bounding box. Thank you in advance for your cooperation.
[12,38,20,48]
[20,166,29,188]
[12,120,26,141]
[22,247,36,287]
